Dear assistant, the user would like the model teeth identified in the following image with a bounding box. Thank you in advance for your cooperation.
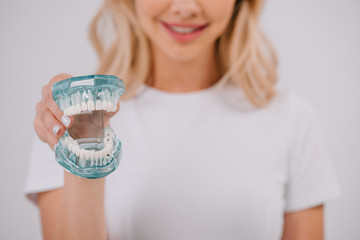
[60,129,115,167]
[169,26,198,34]
[59,89,118,116]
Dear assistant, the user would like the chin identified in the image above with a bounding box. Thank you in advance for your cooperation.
[159,43,209,63]
[168,52,201,63]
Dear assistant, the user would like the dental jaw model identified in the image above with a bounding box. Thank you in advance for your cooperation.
[52,75,125,179]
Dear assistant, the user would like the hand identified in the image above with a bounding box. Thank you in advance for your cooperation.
[34,73,75,150]
[34,73,121,150]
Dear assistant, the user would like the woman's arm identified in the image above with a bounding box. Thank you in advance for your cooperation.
[282,205,324,240]
[34,73,118,239]
[38,171,106,240]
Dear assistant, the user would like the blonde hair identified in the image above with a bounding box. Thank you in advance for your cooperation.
[89,0,278,107]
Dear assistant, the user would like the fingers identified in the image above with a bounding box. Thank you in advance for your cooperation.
[34,73,74,150]
[36,101,65,138]
[43,74,75,128]
[34,114,59,150]
[49,73,73,85]
[35,73,123,151]
[43,90,64,121]
[34,114,48,143]
[47,98,73,128]
[41,73,73,105]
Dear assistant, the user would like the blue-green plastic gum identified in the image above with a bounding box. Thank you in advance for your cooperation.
[52,75,125,116]
[52,75,125,179]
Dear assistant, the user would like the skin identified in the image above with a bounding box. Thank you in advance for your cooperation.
[135,0,235,91]
[35,1,324,239]
[35,73,118,240]
[282,205,324,240]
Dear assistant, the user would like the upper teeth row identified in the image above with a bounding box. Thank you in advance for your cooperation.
[61,129,115,167]
[170,26,198,34]
[59,89,117,116]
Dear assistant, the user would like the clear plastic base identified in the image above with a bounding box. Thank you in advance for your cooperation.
[55,128,122,179]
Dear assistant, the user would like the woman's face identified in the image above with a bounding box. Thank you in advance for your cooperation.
[135,0,236,62]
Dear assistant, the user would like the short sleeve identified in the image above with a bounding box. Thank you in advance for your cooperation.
[24,136,64,205]
[284,94,341,212]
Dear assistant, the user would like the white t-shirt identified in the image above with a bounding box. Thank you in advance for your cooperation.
[25,81,340,240]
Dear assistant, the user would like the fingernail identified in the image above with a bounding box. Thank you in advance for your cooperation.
[52,125,60,135]
[61,115,71,127]
[53,143,58,151]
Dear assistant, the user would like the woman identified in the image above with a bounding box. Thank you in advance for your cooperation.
[26,0,340,239]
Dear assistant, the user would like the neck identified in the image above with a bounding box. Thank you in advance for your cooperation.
[147,46,220,93]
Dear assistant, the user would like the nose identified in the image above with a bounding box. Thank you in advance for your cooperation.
[169,0,201,19]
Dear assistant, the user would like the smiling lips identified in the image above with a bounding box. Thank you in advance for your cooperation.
[161,21,209,42]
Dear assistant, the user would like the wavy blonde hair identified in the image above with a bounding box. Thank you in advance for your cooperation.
[89,0,278,107]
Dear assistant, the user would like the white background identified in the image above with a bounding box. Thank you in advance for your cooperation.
[0,0,359,239]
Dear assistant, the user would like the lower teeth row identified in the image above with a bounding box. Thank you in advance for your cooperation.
[61,132,114,168]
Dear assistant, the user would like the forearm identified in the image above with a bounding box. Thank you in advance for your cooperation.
[282,205,324,240]
[53,171,107,240]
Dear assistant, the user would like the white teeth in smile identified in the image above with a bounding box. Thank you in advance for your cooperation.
[60,90,117,116]
[61,129,114,167]
[169,26,198,34]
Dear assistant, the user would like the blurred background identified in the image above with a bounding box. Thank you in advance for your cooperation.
[0,0,359,239]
